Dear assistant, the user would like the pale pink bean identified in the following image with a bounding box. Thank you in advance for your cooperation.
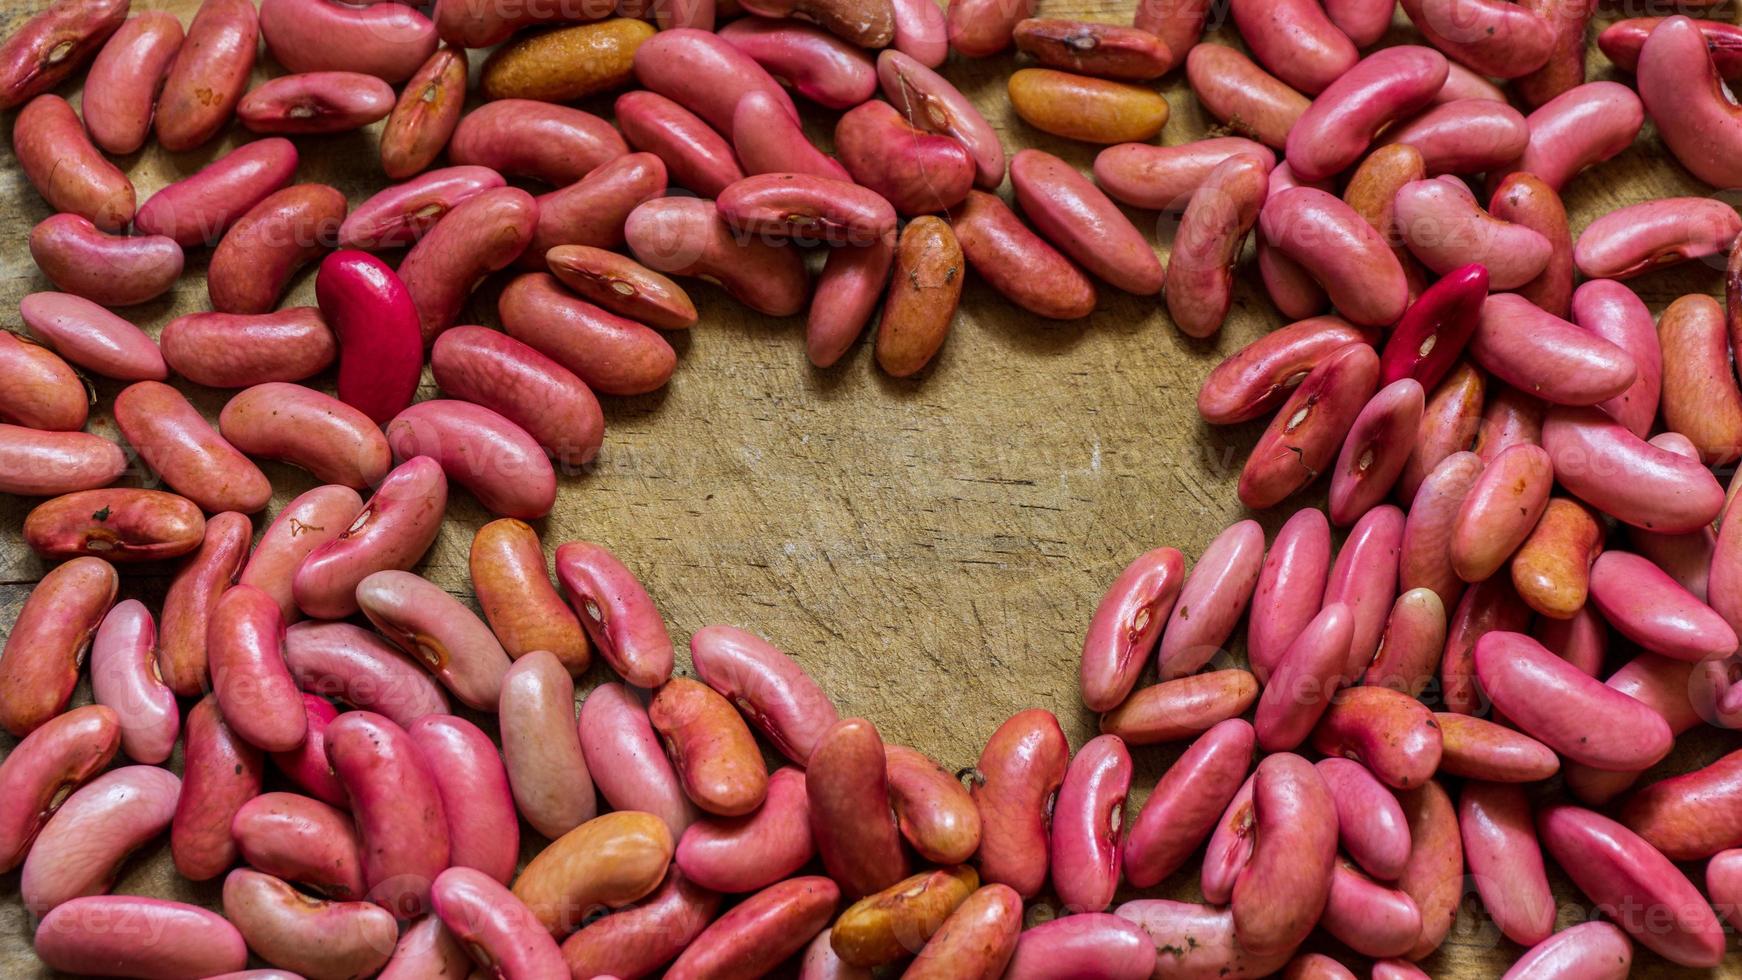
[1461,781,1554,947]
[890,0,948,66]
[80,12,183,154]
[1123,719,1252,890]
[690,624,840,764]
[1228,0,1357,95]
[1319,862,1422,958]
[34,896,246,980]
[0,705,120,872]
[614,92,742,198]
[220,383,391,489]
[807,232,895,366]
[1158,521,1264,679]
[556,541,675,689]
[632,27,797,132]
[500,651,595,840]
[19,291,165,381]
[1575,198,1742,281]
[409,715,518,884]
[431,325,606,468]
[90,600,178,765]
[1502,922,1632,980]
[1050,733,1130,913]
[1317,757,1411,881]
[719,18,877,109]
[1324,504,1404,681]
[386,399,556,520]
[338,166,507,250]
[733,92,852,181]
[380,915,471,980]
[1004,913,1156,980]
[1636,16,1742,191]
[135,138,299,247]
[1538,805,1725,968]
[1435,62,1506,103]
[1079,547,1183,711]
[579,682,699,837]
[326,710,450,918]
[208,585,307,753]
[356,570,512,711]
[1474,631,1672,771]
[1589,550,1737,662]
[1248,508,1331,683]
[1258,188,1408,326]
[22,765,180,914]
[1496,82,1644,192]
[1286,47,1449,182]
[877,49,1005,189]
[292,455,449,620]
[1380,99,1529,175]
[1392,180,1549,289]
[1542,405,1724,534]
[1449,443,1553,583]
[1569,279,1659,438]
[1119,900,1288,979]
[240,486,364,625]
[434,866,568,978]
[231,791,366,899]
[1364,587,1448,697]
[1255,604,1354,752]
[1330,379,1426,527]
[1010,148,1162,295]
[29,214,182,307]
[1473,294,1637,405]
[1095,138,1277,211]
[677,766,814,893]
[222,867,398,979]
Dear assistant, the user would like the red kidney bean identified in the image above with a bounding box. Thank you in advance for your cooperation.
[0,556,114,736]
[499,652,594,840]
[1591,550,1736,662]
[327,710,451,917]
[89,601,177,767]
[1079,546,1183,711]
[208,184,346,316]
[207,583,305,754]
[34,896,246,979]
[1364,587,1447,696]
[169,695,261,883]
[1637,15,1742,190]
[1657,294,1742,463]
[231,792,366,900]
[221,868,396,979]
[1316,757,1410,884]
[1159,521,1265,678]
[719,17,876,108]
[1227,754,1336,957]
[1100,669,1260,745]
[1013,18,1170,80]
[1165,153,1268,337]
[1123,720,1252,889]
[732,90,853,182]
[434,866,569,977]
[1540,805,1726,967]
[155,0,258,151]
[1319,861,1422,958]
[1382,100,1531,177]
[1487,176,1576,316]
[0,331,84,431]
[624,196,812,316]
[1322,497,1402,683]
[219,383,389,489]
[260,0,435,83]
[560,870,720,978]
[1449,443,1553,583]
[835,99,973,216]
[13,94,134,230]
[830,865,977,968]
[0,0,127,108]
[114,381,271,514]
[554,540,675,688]
[1228,0,1356,94]
[903,883,1021,979]
[0,424,124,497]
[355,570,512,711]
[1543,404,1724,534]
[238,70,396,134]
[161,515,254,696]
[807,718,908,898]
[135,137,298,246]
[1460,781,1554,947]
[1248,508,1330,683]
[21,762,176,913]
[649,676,770,817]
[1049,734,1129,913]
[448,99,626,187]
[1621,748,1742,860]
[377,45,468,178]
[311,252,420,426]
[1503,922,1633,980]
[968,709,1067,899]
[1260,188,1408,326]
[30,213,181,309]
[1120,899,1288,979]
[1010,149,1162,295]
[690,624,839,764]
[379,915,470,980]
[238,486,363,625]
[885,744,980,864]
[945,0,1030,56]
[159,308,336,389]
[528,152,668,265]
[1311,686,1443,789]
[292,455,449,619]
[1397,360,1484,504]
[949,190,1094,320]
[1287,46,1448,182]
[807,233,895,367]
[677,765,813,893]
[1239,342,1381,509]
[1198,317,1372,425]
[1475,630,1672,770]
[547,244,696,330]
[719,173,896,245]
[876,51,1003,191]
[0,704,118,874]
[19,292,165,382]
[1004,914,1154,979]
[614,91,739,199]
[283,621,451,725]
[1564,268,1663,416]
[1331,380,1425,527]
[1256,604,1354,753]
[1438,574,1529,715]
[409,714,519,884]
[1710,851,1742,931]
[631,27,795,134]
[1576,199,1741,281]
[666,876,839,980]
[23,488,205,563]
[579,682,699,837]
[1200,773,1255,904]
[470,520,591,673]
[1437,711,1559,783]
[1187,43,1309,150]
[342,167,502,251]
[799,927,871,979]
[1379,263,1487,395]
[386,399,556,519]
[1386,780,1459,959]
[397,187,539,344]
[1096,138,1275,212]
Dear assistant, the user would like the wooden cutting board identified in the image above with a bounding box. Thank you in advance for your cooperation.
[0,0,1732,974]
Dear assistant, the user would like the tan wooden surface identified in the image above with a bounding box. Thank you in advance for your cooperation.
[1,0,1738,975]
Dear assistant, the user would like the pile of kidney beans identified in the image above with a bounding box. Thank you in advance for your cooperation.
[4,0,1742,975]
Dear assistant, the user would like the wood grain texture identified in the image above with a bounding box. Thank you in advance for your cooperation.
[0,0,1736,975]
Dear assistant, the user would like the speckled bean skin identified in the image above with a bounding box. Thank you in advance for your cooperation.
[1502,922,1633,980]
[561,870,721,979]
[0,704,119,872]
[1539,805,1726,967]
[0,556,116,736]
[1121,899,1291,979]
[378,46,469,178]
[1621,748,1742,860]
[14,94,134,231]
[1228,0,1356,94]
[1013,18,1171,79]
[156,0,258,151]
[292,456,448,620]
[1449,443,1553,583]
[903,883,1022,980]
[170,696,261,883]
[1437,712,1559,783]
[649,676,770,817]
[1124,719,1253,888]
[23,488,205,563]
